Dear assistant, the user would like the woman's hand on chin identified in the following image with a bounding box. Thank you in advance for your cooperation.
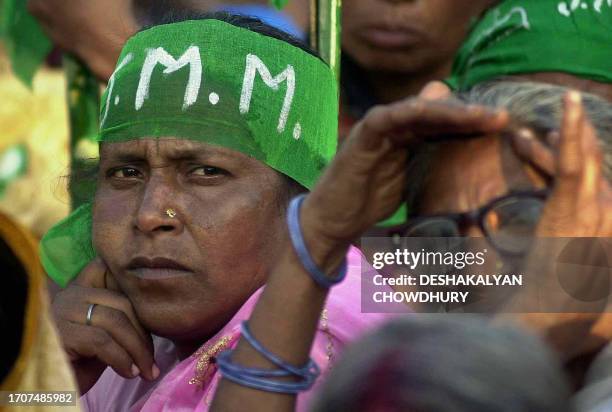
[301,97,509,270]
[51,258,158,395]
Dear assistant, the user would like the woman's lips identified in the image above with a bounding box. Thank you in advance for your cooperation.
[361,26,422,49]
[127,256,194,280]
[129,268,193,280]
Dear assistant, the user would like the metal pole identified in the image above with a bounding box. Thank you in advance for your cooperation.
[310,0,342,81]
[64,55,100,210]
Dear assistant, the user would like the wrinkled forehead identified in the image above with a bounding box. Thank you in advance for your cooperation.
[99,137,255,163]
[418,134,546,214]
[438,134,536,186]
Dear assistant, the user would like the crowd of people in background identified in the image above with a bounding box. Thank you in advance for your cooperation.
[1,0,612,411]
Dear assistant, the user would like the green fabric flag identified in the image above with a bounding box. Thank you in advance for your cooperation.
[40,203,96,288]
[447,0,612,91]
[0,0,52,87]
[41,18,339,287]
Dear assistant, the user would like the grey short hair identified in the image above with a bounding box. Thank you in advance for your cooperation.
[457,81,612,181]
[312,316,572,412]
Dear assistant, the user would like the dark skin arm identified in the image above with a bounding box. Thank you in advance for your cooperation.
[27,0,138,81]
[210,97,508,412]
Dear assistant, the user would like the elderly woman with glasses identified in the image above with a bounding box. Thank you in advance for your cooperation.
[206,81,611,411]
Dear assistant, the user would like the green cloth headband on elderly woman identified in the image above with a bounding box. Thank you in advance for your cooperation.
[40,19,339,287]
[446,0,612,91]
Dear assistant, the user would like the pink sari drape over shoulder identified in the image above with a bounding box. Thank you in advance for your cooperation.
[82,247,396,411]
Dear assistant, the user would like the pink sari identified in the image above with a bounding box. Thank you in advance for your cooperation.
[81,247,395,411]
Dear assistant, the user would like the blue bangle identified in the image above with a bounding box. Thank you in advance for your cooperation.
[240,322,320,380]
[287,194,347,289]
[216,351,316,394]
[216,351,292,378]
[214,322,321,395]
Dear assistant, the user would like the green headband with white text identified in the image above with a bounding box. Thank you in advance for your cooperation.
[446,0,612,91]
[40,18,339,287]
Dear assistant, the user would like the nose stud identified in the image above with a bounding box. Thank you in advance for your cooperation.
[166,208,177,218]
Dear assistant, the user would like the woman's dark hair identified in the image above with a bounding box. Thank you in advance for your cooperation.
[134,7,320,61]
[313,316,573,412]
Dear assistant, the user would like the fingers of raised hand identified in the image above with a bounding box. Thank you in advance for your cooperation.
[354,98,509,150]
[418,81,452,101]
[509,129,556,176]
[557,92,603,201]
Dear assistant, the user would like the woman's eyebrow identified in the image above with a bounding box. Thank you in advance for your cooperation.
[103,152,147,163]
[166,150,213,161]
[103,145,247,164]
[165,147,246,163]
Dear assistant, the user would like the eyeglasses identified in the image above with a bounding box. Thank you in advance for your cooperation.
[388,190,549,255]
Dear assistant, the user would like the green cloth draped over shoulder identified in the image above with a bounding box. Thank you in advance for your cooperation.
[446,0,612,91]
[40,19,339,287]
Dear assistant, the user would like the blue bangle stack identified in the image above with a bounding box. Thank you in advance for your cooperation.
[216,322,320,394]
[287,194,347,289]
[217,194,346,394]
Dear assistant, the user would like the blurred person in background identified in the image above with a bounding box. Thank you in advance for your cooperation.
[445,0,612,102]
[27,0,308,82]
[313,317,572,412]
[339,0,498,138]
[340,0,498,228]
[422,0,612,103]
[0,52,71,238]
[0,211,80,411]
[574,343,612,411]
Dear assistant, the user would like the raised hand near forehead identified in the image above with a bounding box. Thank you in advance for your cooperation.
[505,91,612,360]
[300,97,508,269]
[511,91,612,237]
[51,258,158,394]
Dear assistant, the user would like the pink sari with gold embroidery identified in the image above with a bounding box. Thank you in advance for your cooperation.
[81,247,396,411]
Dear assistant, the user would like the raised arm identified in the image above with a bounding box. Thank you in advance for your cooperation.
[210,97,508,412]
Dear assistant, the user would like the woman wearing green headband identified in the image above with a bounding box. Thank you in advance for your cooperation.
[41,13,394,411]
